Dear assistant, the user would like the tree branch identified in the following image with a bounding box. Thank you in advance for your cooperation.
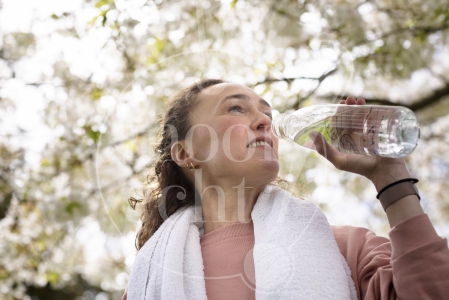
[290,68,338,110]
[354,23,449,47]
[252,68,338,87]
[108,123,156,147]
[87,159,155,198]
[252,68,338,110]
[318,82,449,112]
[254,68,338,111]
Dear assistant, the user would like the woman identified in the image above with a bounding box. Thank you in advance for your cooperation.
[123,79,449,299]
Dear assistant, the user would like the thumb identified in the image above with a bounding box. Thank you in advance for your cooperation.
[308,131,344,168]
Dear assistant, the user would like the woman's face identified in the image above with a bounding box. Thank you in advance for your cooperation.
[186,83,279,186]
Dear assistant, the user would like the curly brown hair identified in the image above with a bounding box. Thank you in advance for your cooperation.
[130,79,225,250]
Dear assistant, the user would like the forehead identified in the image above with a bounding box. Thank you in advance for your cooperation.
[196,83,260,109]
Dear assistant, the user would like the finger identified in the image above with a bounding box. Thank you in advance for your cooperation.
[356,98,366,105]
[345,96,357,105]
[308,131,346,169]
[340,100,346,104]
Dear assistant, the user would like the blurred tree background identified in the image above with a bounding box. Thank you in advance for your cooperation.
[1,0,448,298]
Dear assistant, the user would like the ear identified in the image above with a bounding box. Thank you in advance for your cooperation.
[171,141,191,167]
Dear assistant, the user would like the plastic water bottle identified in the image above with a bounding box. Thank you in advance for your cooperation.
[272,105,420,158]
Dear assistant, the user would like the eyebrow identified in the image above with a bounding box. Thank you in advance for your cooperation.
[219,93,271,108]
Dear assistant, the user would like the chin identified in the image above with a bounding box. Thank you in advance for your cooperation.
[266,163,280,182]
[248,161,280,185]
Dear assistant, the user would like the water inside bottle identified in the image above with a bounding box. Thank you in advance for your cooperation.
[293,106,419,158]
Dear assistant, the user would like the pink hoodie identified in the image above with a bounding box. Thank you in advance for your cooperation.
[200,214,449,300]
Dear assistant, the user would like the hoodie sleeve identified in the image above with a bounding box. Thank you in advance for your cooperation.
[332,214,449,300]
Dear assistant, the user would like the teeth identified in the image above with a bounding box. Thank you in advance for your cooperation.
[248,141,270,148]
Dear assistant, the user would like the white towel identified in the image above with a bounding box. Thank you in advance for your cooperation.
[128,186,357,300]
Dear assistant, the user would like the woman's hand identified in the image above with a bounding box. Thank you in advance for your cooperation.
[310,97,408,188]
[310,97,424,226]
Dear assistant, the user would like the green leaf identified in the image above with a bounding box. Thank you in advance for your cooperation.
[83,125,101,143]
[89,15,99,26]
[102,13,108,26]
[62,197,82,214]
[146,37,167,65]
[374,46,383,54]
[41,159,50,167]
[89,10,108,27]
[45,271,60,285]
[230,0,239,8]
[91,87,103,101]
[95,0,112,9]
[65,201,81,214]
[414,30,426,44]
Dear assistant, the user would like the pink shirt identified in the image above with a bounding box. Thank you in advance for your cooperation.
[200,214,449,300]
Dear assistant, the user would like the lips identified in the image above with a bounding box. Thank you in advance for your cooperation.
[247,137,273,148]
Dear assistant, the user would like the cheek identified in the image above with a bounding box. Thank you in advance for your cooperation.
[219,123,253,157]
[219,120,254,142]
[188,127,215,161]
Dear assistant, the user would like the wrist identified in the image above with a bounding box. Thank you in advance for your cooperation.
[385,195,423,227]
[369,159,411,192]
[376,178,419,211]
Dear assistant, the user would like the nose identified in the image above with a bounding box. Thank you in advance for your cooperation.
[252,111,272,132]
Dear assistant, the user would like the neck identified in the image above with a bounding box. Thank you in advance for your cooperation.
[195,174,265,235]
